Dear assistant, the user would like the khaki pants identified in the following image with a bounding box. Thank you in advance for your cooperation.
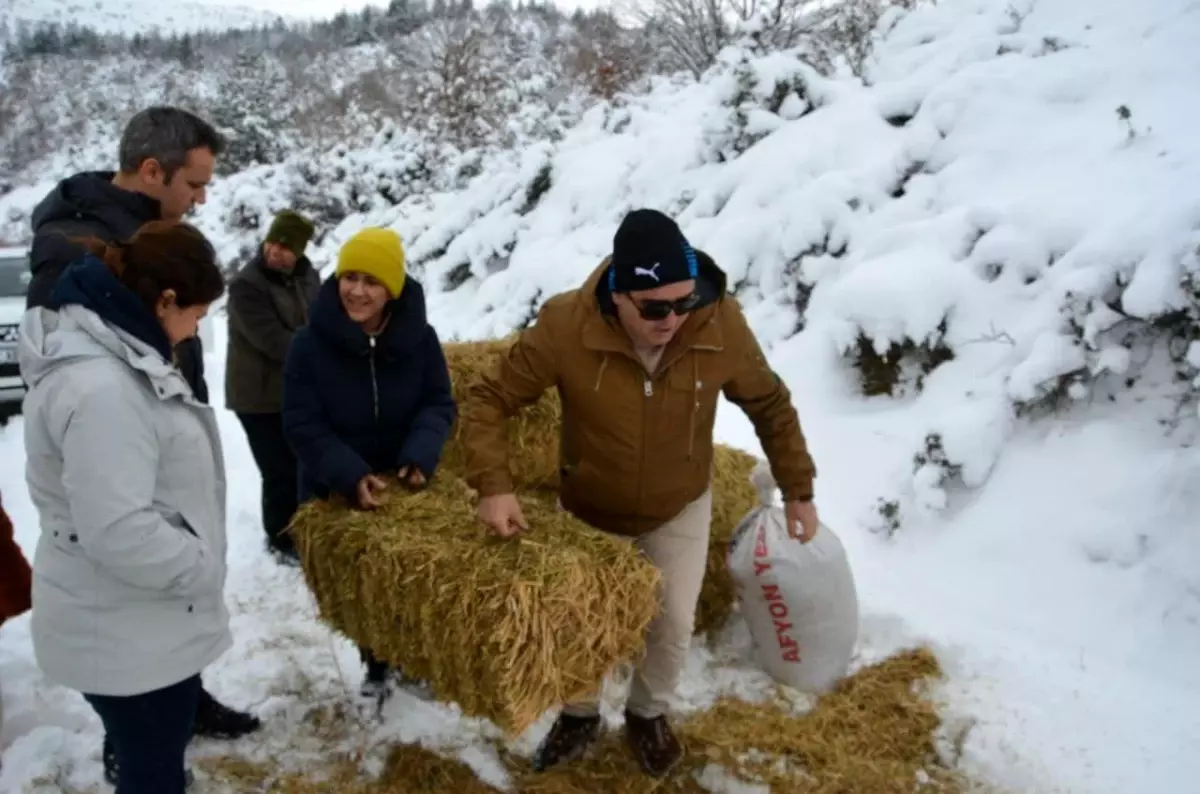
[563,489,713,720]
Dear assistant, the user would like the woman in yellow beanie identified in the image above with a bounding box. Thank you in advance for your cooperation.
[281,227,456,710]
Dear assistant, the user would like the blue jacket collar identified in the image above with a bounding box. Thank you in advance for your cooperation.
[48,255,173,362]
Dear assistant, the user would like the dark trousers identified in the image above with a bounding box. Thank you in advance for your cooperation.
[84,675,202,794]
[236,412,300,553]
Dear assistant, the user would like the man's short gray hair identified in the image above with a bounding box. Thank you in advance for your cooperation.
[118,106,225,182]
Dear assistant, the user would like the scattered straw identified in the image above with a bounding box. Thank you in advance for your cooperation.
[509,732,710,794]
[509,647,968,794]
[680,647,965,793]
[441,337,563,491]
[694,445,759,637]
[374,744,506,793]
[200,648,977,794]
[289,475,662,736]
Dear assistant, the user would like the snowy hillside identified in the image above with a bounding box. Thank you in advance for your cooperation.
[0,6,641,200]
[2,0,1200,792]
[0,0,288,36]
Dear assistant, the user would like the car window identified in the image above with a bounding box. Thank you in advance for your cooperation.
[0,255,30,298]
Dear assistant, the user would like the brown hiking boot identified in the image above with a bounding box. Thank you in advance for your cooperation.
[531,713,601,772]
[624,711,682,778]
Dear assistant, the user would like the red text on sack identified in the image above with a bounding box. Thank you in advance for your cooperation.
[753,524,801,663]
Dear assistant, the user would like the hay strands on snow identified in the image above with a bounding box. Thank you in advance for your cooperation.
[289,475,662,736]
[509,647,971,794]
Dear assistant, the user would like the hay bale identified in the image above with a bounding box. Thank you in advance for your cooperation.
[694,445,759,637]
[289,476,662,736]
[441,337,563,491]
[439,338,763,637]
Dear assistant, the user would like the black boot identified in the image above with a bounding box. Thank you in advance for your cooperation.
[268,539,300,567]
[102,735,196,789]
[531,713,602,772]
[624,711,682,778]
[192,686,261,740]
[359,652,394,718]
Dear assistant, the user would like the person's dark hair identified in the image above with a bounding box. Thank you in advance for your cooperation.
[118,106,225,184]
[78,221,226,313]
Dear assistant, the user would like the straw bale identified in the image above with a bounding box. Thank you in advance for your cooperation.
[441,340,784,636]
[694,445,759,637]
[289,475,662,736]
[441,337,563,491]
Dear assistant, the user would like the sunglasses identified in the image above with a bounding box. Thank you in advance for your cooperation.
[630,292,701,321]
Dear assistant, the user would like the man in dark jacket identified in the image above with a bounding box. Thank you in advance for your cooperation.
[225,210,321,565]
[24,105,261,782]
[25,106,225,401]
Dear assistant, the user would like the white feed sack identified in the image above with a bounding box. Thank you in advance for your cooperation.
[726,459,860,693]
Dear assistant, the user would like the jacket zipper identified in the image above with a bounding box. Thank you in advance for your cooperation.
[368,335,380,423]
[636,373,652,520]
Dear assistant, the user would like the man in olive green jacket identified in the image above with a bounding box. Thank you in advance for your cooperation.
[225,210,321,563]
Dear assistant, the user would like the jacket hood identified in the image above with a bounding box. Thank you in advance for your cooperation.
[30,171,161,241]
[49,255,174,362]
[308,273,431,359]
[19,303,191,400]
[587,248,727,315]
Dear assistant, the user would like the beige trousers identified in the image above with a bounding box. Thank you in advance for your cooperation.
[563,488,713,720]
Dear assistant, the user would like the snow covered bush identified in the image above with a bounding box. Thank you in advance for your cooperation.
[1006,230,1200,424]
[710,44,819,161]
[850,322,955,398]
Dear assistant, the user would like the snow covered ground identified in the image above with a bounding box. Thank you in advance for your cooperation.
[3,0,1200,791]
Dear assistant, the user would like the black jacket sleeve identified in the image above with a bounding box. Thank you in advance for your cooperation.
[397,326,457,478]
[281,333,372,501]
[26,221,90,310]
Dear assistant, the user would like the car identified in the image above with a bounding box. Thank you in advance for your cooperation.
[0,246,30,414]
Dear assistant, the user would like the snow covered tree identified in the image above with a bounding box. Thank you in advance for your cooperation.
[210,52,292,175]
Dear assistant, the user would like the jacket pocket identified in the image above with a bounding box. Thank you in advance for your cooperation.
[661,369,705,455]
[560,457,607,513]
[164,511,198,538]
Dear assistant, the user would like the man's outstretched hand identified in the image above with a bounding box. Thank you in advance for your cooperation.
[785,500,819,543]
[477,493,529,539]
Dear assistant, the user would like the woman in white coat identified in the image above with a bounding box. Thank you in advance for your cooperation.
[19,220,230,794]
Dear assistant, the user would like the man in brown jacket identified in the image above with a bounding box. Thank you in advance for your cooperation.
[461,208,818,778]
[225,209,321,564]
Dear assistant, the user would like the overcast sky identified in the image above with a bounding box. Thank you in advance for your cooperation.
[224,0,612,18]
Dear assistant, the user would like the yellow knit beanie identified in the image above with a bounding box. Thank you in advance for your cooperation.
[336,227,406,299]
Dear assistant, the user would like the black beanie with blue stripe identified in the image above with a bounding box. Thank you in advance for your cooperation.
[608,209,699,294]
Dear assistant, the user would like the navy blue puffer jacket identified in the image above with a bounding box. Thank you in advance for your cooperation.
[282,274,456,503]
